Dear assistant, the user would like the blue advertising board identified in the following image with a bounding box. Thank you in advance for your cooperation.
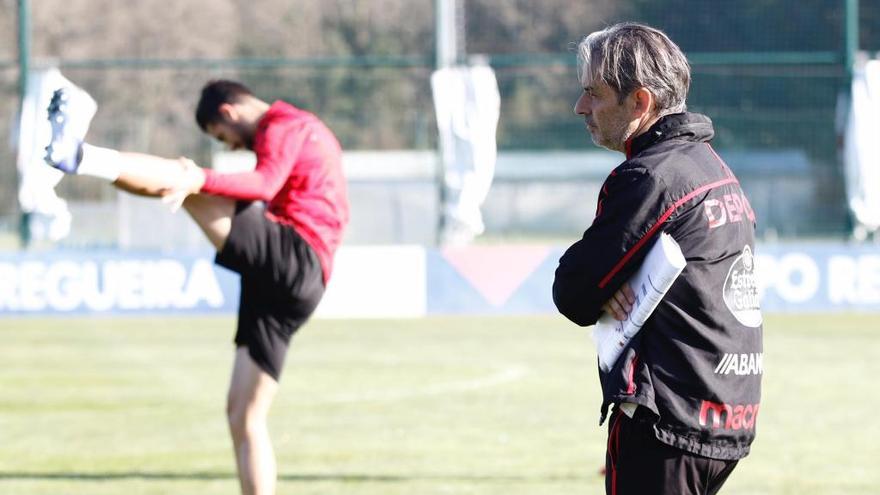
[1,243,879,317]
[0,251,240,316]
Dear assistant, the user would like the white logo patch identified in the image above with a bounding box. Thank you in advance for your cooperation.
[723,245,762,327]
[714,353,763,375]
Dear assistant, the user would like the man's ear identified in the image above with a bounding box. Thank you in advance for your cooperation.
[217,102,239,122]
[631,87,655,118]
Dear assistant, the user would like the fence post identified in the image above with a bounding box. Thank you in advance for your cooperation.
[17,0,32,248]
[845,0,859,81]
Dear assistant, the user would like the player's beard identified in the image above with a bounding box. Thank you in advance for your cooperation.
[232,122,256,151]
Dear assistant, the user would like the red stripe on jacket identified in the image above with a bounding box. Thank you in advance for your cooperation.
[597,177,739,289]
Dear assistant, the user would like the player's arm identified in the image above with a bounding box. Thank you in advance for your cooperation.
[552,167,665,326]
[199,122,310,201]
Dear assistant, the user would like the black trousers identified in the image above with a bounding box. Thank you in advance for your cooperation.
[605,409,739,495]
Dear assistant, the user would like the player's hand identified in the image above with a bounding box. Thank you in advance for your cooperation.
[176,157,206,194]
[160,158,205,213]
[602,284,635,321]
[161,188,188,213]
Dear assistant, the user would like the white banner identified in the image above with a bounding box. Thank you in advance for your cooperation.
[314,246,427,318]
[431,62,501,245]
[843,59,880,234]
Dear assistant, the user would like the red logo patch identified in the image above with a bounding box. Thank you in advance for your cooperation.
[699,400,760,431]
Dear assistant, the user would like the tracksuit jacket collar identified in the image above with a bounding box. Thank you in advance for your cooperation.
[625,112,715,160]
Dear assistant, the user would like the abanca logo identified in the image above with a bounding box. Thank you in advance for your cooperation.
[723,245,762,327]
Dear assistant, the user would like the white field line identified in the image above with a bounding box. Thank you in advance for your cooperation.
[302,365,531,405]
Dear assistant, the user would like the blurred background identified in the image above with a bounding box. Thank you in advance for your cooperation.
[2,0,879,249]
[3,3,880,495]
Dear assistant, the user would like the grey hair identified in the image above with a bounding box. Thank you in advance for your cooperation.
[577,22,690,115]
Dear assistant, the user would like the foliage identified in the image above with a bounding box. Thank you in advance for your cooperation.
[0,0,875,230]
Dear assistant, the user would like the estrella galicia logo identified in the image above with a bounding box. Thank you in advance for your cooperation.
[723,245,762,327]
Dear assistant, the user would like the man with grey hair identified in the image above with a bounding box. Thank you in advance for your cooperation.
[553,23,762,494]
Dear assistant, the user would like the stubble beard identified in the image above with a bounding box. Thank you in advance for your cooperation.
[592,118,634,153]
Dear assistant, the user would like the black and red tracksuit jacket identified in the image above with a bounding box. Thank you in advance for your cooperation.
[553,112,763,460]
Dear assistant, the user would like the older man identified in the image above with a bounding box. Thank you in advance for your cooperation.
[553,23,762,495]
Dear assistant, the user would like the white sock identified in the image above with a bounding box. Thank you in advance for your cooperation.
[78,144,122,181]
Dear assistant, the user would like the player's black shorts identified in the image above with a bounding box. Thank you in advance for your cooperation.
[605,407,739,495]
[215,201,325,381]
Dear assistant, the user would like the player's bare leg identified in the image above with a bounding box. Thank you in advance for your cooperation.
[96,151,197,197]
[56,140,237,251]
[118,180,277,495]
[45,87,205,199]
[227,346,280,495]
[181,194,236,251]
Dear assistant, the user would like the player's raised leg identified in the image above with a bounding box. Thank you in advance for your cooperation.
[227,346,279,495]
[45,86,97,174]
[45,86,203,198]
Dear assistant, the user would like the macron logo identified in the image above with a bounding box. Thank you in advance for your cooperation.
[699,400,759,431]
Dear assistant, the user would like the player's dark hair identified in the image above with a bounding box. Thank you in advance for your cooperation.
[195,80,254,131]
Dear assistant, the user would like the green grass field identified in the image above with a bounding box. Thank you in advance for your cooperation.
[1,314,878,494]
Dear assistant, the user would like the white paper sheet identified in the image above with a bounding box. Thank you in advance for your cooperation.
[593,232,687,372]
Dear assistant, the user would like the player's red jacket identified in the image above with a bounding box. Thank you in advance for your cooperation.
[553,113,762,460]
[201,101,349,283]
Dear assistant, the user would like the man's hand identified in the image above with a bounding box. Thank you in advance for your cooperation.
[602,284,635,321]
[160,158,205,212]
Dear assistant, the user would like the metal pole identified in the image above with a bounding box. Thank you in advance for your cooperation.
[455,0,466,64]
[434,0,442,69]
[844,0,858,81]
[434,0,452,244]
[842,0,859,236]
[435,0,456,70]
[17,0,32,248]
[18,0,30,96]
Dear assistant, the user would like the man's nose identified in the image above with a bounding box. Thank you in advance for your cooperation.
[574,93,590,115]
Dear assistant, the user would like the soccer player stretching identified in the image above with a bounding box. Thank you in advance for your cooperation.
[45,80,349,495]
